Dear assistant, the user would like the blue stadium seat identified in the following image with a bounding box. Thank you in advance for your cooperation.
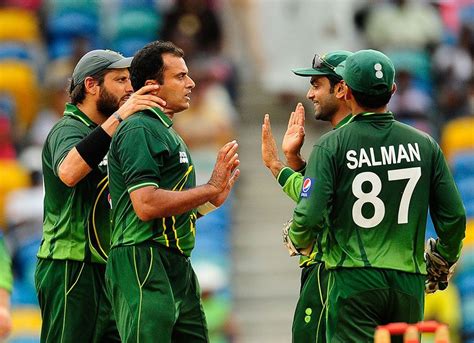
[453,151,474,183]
[457,177,474,205]
[47,11,99,41]
[0,42,32,62]
[111,37,152,58]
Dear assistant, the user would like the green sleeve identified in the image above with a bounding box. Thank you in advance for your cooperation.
[429,143,466,263]
[48,124,87,176]
[277,167,303,203]
[0,236,13,292]
[289,145,335,249]
[115,126,168,193]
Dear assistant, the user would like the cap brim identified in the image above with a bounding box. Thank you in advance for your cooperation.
[292,67,330,77]
[108,57,133,69]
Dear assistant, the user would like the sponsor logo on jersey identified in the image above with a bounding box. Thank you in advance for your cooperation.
[300,178,314,198]
[179,151,189,164]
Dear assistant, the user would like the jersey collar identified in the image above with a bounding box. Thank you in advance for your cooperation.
[339,111,394,129]
[334,114,353,129]
[63,103,96,128]
[148,107,173,128]
[351,111,394,122]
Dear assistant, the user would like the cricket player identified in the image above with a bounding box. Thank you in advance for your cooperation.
[106,41,239,342]
[262,51,352,342]
[35,49,165,342]
[287,49,466,342]
[0,233,12,340]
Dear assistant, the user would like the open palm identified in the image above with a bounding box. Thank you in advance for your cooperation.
[282,103,305,157]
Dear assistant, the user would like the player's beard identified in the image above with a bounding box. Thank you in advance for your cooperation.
[96,87,120,117]
[315,96,338,122]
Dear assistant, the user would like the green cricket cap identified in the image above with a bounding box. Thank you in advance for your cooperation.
[335,49,395,96]
[72,49,132,87]
[292,50,353,79]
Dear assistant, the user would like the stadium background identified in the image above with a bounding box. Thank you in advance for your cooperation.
[0,0,473,342]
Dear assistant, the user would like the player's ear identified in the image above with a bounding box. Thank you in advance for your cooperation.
[145,79,158,86]
[343,83,353,101]
[145,79,160,95]
[84,76,99,95]
[335,81,346,99]
[391,83,397,95]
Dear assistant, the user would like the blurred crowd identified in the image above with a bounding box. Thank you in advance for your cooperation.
[0,0,472,342]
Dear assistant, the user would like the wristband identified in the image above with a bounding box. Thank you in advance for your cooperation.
[76,126,112,168]
[113,112,123,123]
[197,202,218,216]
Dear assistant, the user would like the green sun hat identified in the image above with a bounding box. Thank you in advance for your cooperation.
[292,50,353,79]
[72,49,133,87]
[335,49,395,96]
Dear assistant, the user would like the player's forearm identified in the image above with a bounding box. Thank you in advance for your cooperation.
[284,153,306,172]
[100,112,124,136]
[130,184,220,221]
[59,124,114,186]
[58,148,93,187]
[266,160,286,178]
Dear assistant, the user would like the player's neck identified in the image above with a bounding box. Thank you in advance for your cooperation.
[331,107,351,127]
[76,101,108,125]
[351,102,388,116]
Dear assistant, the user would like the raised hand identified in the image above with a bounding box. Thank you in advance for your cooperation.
[282,103,306,170]
[208,141,240,205]
[262,114,285,177]
[116,85,167,120]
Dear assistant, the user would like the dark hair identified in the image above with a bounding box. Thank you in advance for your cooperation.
[351,88,392,109]
[327,75,342,93]
[68,69,108,105]
[130,41,184,90]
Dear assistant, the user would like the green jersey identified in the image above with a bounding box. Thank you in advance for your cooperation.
[290,112,466,273]
[278,115,352,267]
[0,234,12,292]
[38,103,111,264]
[108,108,197,257]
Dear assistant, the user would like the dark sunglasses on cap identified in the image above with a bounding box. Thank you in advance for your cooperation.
[312,54,336,71]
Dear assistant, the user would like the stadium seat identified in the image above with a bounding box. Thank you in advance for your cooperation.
[46,0,99,16]
[441,116,474,162]
[452,151,474,182]
[0,61,40,134]
[388,50,433,94]
[118,0,156,8]
[111,37,153,57]
[47,11,99,41]
[0,159,31,228]
[0,42,32,62]
[3,0,43,11]
[0,8,42,44]
[114,9,160,40]
[456,177,474,205]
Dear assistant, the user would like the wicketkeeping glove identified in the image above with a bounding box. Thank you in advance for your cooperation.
[282,219,313,257]
[424,238,457,294]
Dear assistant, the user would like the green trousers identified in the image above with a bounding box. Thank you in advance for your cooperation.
[326,268,425,343]
[35,258,120,343]
[105,242,208,343]
[292,262,328,343]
